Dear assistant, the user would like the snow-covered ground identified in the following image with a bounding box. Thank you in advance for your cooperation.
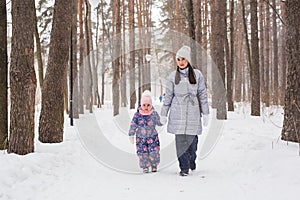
[1,102,300,200]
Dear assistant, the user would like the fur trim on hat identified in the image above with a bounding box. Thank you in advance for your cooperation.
[176,45,191,64]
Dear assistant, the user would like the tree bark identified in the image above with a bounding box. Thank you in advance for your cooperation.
[78,0,84,114]
[39,0,71,143]
[128,0,136,109]
[189,0,203,72]
[265,2,270,107]
[259,0,265,104]
[9,0,37,154]
[84,0,93,113]
[227,0,234,111]
[281,0,300,143]
[250,0,260,116]
[136,0,143,105]
[144,0,152,92]
[185,0,196,64]
[86,2,98,107]
[113,0,121,116]
[194,0,202,48]
[211,0,227,119]
[72,0,79,118]
[202,0,209,79]
[34,6,44,90]
[272,0,279,105]
[120,0,127,107]
[279,1,287,106]
[234,4,243,102]
[100,0,107,106]
[241,0,252,76]
[0,0,8,150]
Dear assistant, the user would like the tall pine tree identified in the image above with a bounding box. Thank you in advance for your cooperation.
[9,0,37,154]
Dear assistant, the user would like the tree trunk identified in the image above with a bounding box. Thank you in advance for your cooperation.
[9,0,37,154]
[259,0,265,104]
[100,0,106,106]
[234,1,243,102]
[202,0,208,79]
[272,0,279,105]
[265,2,270,107]
[241,0,252,102]
[78,0,84,114]
[241,0,252,78]
[234,7,243,103]
[280,1,287,106]
[281,0,300,143]
[121,0,127,107]
[144,0,152,92]
[113,0,121,116]
[250,0,260,116]
[72,0,79,118]
[0,0,8,150]
[34,6,44,90]
[39,0,71,143]
[193,0,206,70]
[86,3,97,107]
[211,0,227,119]
[235,33,243,102]
[227,0,234,111]
[175,0,182,34]
[128,0,136,109]
[136,0,143,105]
[94,5,101,108]
[194,0,202,48]
[185,0,196,64]
[64,75,69,114]
[84,0,93,113]
[210,0,217,109]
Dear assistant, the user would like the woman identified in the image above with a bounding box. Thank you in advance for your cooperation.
[161,45,209,176]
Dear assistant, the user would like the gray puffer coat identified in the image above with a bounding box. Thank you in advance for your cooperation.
[161,68,209,135]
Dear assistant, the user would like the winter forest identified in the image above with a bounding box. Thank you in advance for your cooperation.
[0,0,300,199]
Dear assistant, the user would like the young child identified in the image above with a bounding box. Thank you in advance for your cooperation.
[128,90,164,173]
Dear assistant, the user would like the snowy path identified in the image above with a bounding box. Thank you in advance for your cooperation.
[1,105,300,200]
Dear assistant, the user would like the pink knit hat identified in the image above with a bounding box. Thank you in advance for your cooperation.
[141,90,152,105]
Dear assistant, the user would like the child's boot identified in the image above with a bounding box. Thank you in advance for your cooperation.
[151,166,157,172]
[143,167,149,173]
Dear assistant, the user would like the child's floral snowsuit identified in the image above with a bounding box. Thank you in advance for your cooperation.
[129,107,163,169]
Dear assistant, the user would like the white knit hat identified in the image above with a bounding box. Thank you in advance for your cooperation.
[141,90,152,105]
[176,45,191,64]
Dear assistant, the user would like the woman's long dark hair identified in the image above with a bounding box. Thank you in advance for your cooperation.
[175,63,196,85]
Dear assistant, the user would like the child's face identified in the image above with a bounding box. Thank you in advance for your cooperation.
[141,103,152,111]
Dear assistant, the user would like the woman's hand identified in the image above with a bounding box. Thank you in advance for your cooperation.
[160,116,168,125]
[202,115,209,127]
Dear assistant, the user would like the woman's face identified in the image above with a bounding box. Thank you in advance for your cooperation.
[177,57,188,69]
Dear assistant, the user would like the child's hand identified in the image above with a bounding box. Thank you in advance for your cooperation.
[160,116,167,125]
[129,136,135,144]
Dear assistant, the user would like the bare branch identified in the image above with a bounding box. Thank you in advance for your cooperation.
[263,0,285,25]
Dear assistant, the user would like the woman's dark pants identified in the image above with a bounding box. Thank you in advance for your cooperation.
[175,135,198,173]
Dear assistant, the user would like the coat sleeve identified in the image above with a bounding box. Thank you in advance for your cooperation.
[128,112,138,136]
[197,70,210,115]
[161,72,175,117]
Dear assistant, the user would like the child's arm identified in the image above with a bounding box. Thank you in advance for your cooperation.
[128,112,138,136]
